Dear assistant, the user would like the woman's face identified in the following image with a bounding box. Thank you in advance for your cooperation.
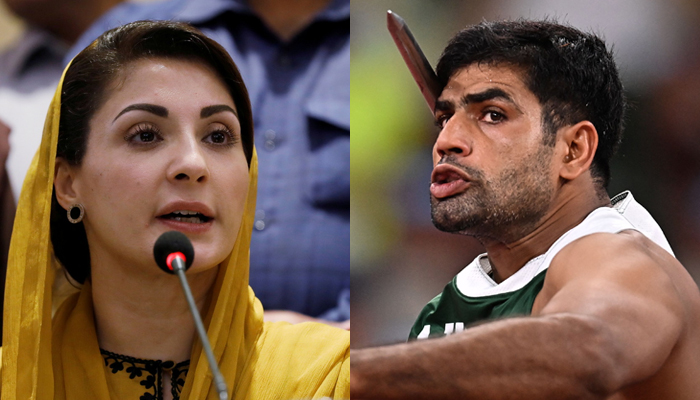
[57,58,249,276]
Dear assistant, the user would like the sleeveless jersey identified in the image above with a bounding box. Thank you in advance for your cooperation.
[409,191,674,340]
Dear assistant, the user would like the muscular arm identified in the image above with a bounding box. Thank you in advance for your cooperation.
[351,232,685,399]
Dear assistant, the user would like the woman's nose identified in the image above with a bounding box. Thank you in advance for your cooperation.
[168,136,209,183]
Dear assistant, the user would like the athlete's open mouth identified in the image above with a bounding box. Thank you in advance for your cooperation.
[432,169,465,184]
[431,163,472,184]
[430,164,472,199]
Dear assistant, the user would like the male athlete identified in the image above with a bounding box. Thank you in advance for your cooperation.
[351,20,700,399]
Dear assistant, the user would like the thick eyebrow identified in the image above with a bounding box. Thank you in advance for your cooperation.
[201,104,237,118]
[113,103,168,122]
[434,99,453,114]
[463,88,515,106]
[434,88,519,113]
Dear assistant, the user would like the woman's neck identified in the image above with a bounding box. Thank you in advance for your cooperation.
[90,256,219,362]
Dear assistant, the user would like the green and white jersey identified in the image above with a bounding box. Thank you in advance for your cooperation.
[409,191,674,340]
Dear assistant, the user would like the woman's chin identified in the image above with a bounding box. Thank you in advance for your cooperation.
[186,245,232,274]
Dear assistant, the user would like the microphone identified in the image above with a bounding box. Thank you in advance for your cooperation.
[153,231,228,400]
[154,231,195,273]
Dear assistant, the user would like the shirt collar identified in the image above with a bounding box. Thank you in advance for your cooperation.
[175,0,349,25]
[316,0,350,21]
[175,0,254,24]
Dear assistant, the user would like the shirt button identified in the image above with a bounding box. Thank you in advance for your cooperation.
[277,53,291,67]
[254,210,266,231]
[263,130,277,151]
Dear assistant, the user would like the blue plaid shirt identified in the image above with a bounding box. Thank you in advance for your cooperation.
[68,0,349,320]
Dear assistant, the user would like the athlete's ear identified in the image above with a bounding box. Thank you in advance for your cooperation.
[557,121,598,181]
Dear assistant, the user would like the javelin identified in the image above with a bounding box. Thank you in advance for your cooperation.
[386,10,442,114]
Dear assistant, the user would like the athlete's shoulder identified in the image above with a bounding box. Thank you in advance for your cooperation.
[554,229,672,271]
[549,190,677,281]
[543,229,694,316]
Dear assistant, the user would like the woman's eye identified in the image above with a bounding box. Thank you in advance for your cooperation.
[138,131,156,142]
[127,124,162,145]
[204,126,238,146]
[210,131,227,144]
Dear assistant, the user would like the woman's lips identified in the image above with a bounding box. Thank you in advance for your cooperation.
[155,201,215,234]
[430,179,470,199]
[157,217,213,234]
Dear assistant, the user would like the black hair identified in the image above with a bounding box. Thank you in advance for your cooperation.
[436,19,625,188]
[51,20,254,283]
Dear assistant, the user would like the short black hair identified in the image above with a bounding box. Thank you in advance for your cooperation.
[436,19,625,188]
[52,20,254,283]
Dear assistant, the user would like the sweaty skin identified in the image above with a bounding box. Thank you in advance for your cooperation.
[351,65,700,400]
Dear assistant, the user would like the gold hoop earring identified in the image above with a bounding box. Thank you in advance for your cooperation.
[67,203,85,224]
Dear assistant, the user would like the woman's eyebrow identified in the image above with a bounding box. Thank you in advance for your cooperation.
[113,103,168,122]
[201,104,238,118]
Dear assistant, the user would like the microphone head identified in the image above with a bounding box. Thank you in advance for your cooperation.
[153,231,195,274]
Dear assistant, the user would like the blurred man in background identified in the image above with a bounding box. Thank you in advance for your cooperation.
[0,0,124,343]
[0,0,123,201]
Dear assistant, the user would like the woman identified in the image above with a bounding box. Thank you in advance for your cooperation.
[2,21,349,400]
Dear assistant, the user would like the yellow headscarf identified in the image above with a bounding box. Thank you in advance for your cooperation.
[2,55,349,400]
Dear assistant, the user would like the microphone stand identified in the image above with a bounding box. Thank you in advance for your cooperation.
[171,257,229,400]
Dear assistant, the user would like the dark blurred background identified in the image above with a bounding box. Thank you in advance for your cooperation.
[351,0,700,348]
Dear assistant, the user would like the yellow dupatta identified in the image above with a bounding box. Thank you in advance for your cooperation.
[2,60,349,399]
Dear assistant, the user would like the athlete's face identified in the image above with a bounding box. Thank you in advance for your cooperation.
[430,64,557,242]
